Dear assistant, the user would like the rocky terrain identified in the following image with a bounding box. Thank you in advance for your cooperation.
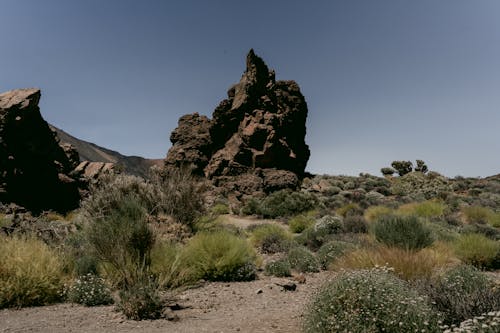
[166,49,309,197]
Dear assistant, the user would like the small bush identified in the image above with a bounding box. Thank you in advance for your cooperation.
[462,205,500,227]
[288,214,315,233]
[264,259,292,277]
[182,231,256,282]
[250,224,292,254]
[364,205,393,223]
[117,278,164,320]
[66,274,113,306]
[150,241,192,289]
[444,311,500,333]
[85,196,155,287]
[253,190,319,218]
[453,233,500,269]
[335,203,361,217]
[303,267,441,333]
[0,236,65,308]
[333,243,459,281]
[287,246,319,273]
[398,200,447,218]
[418,265,500,326]
[373,215,434,250]
[211,203,230,215]
[296,216,344,251]
[316,241,356,269]
[343,215,368,233]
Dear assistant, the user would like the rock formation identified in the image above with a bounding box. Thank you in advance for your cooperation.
[0,88,81,212]
[165,50,310,194]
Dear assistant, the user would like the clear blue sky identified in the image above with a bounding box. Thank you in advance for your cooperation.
[2,0,499,177]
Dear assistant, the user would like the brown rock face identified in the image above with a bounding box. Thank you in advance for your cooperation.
[165,50,310,193]
[0,88,81,212]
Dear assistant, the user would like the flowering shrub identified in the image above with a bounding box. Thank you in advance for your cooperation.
[264,259,292,277]
[287,246,319,273]
[442,311,500,333]
[303,267,441,333]
[66,274,113,306]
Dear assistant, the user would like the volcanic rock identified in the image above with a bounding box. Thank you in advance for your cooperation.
[165,50,310,194]
[0,88,81,212]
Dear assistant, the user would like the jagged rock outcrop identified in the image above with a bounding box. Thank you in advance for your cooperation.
[0,88,81,212]
[165,50,310,194]
[74,161,116,180]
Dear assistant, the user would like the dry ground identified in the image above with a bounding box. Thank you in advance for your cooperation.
[0,271,332,333]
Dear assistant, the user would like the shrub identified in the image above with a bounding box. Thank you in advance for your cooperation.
[117,278,164,320]
[287,246,319,273]
[211,203,230,215]
[364,205,393,223]
[66,274,113,306]
[296,216,344,251]
[418,265,500,326]
[335,203,361,218]
[453,233,500,269]
[381,167,395,176]
[462,205,500,227]
[444,311,500,333]
[343,215,368,233]
[182,231,256,282]
[373,215,434,250]
[264,259,292,277]
[303,267,441,333]
[333,243,459,281]
[85,196,155,287]
[288,214,315,233]
[391,160,413,176]
[316,241,356,269]
[250,224,292,254]
[0,236,65,308]
[255,190,319,218]
[398,200,447,218]
[150,241,192,289]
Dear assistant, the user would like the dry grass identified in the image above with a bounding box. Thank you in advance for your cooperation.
[332,242,459,281]
[0,236,66,308]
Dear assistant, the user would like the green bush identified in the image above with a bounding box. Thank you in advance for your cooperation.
[85,196,155,287]
[373,215,434,250]
[67,274,113,306]
[336,203,362,218]
[462,205,500,227]
[250,224,292,253]
[287,246,319,273]
[211,203,230,215]
[0,236,65,308]
[182,231,256,282]
[453,233,500,269]
[418,265,500,326]
[343,215,368,233]
[117,278,164,320]
[245,190,319,218]
[150,240,191,288]
[445,311,500,333]
[288,214,315,233]
[404,200,447,218]
[303,267,441,333]
[296,216,344,251]
[265,259,292,277]
[364,205,393,223]
[316,241,356,269]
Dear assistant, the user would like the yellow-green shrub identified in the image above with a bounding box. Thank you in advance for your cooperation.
[462,206,500,227]
[249,224,292,253]
[288,214,315,233]
[0,236,65,308]
[333,243,459,281]
[364,205,393,223]
[181,231,257,282]
[150,241,193,288]
[453,233,500,269]
[397,200,446,218]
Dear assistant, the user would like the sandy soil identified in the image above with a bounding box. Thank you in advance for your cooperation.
[0,272,332,333]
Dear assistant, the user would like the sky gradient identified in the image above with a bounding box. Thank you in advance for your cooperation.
[1,0,499,177]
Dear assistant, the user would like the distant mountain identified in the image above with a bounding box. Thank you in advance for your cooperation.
[51,125,163,178]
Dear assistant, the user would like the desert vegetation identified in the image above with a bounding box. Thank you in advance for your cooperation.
[1,168,499,332]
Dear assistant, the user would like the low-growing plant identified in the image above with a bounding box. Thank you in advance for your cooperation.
[288,214,315,233]
[335,203,361,218]
[364,205,393,223]
[303,267,441,333]
[264,259,292,277]
[248,190,319,218]
[453,233,500,269]
[418,265,500,326]
[287,246,319,273]
[462,205,500,227]
[117,278,164,320]
[296,215,344,251]
[398,200,447,218]
[0,236,65,308]
[443,311,500,333]
[333,243,459,281]
[66,274,114,306]
[316,240,356,269]
[373,215,434,250]
[343,215,368,233]
[250,224,292,254]
[181,230,257,282]
[150,240,192,288]
[211,203,230,215]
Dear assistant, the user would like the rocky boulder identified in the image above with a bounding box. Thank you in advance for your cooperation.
[0,88,81,212]
[165,50,310,194]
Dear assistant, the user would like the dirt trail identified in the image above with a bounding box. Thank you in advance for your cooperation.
[0,272,332,333]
